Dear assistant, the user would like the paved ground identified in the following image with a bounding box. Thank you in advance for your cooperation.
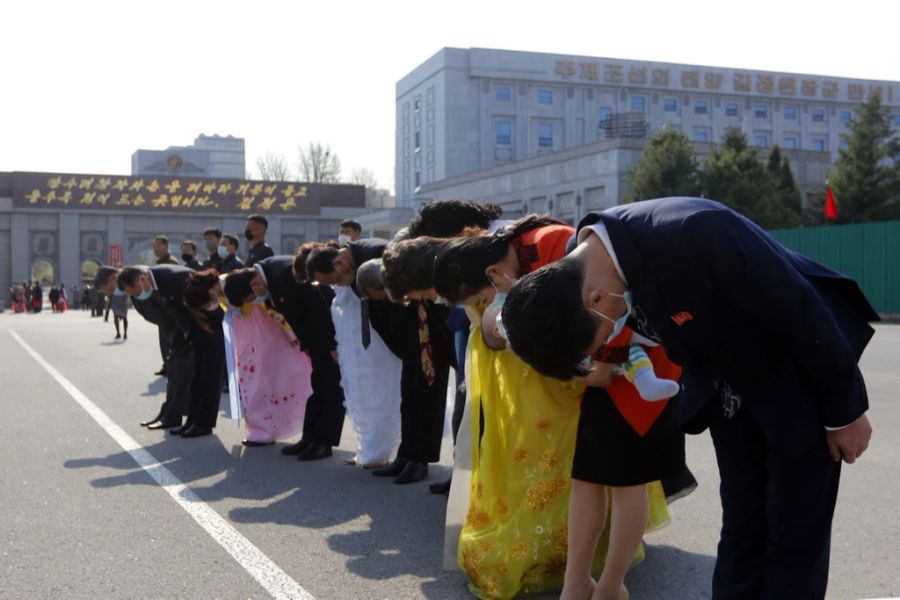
[0,310,897,599]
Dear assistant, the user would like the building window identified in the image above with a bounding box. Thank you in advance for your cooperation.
[631,95,646,111]
[784,136,798,150]
[663,97,678,112]
[495,121,511,145]
[414,131,420,150]
[598,106,613,126]
[812,108,825,122]
[725,102,738,117]
[538,89,553,104]
[784,105,797,119]
[694,100,708,115]
[693,129,709,142]
[840,110,852,124]
[754,103,768,118]
[812,137,827,151]
[414,98,420,112]
[415,171,421,188]
[496,86,511,102]
[538,123,553,147]
[754,133,769,147]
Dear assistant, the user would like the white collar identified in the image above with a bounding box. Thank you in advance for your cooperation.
[577,221,628,287]
[146,268,158,291]
[254,262,267,285]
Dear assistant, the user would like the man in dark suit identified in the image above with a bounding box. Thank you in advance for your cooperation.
[180,240,203,270]
[95,264,197,430]
[223,256,345,459]
[201,227,224,272]
[502,197,876,599]
[244,214,275,267]
[216,234,245,274]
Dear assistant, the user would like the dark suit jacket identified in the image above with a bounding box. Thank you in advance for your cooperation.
[147,264,195,339]
[258,256,336,354]
[246,242,274,267]
[578,198,878,451]
[220,254,244,274]
[202,253,223,272]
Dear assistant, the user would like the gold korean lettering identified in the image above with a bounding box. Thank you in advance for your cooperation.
[182,196,194,207]
[295,186,308,197]
[26,189,42,203]
[756,74,774,94]
[133,194,146,207]
[779,77,797,95]
[170,195,183,208]
[259,196,277,210]
[733,73,752,92]
[129,179,144,191]
[187,182,203,194]
[96,178,111,191]
[47,177,62,190]
[554,60,576,78]
[79,192,96,205]
[238,197,255,210]
[97,193,110,206]
[579,62,599,81]
[704,72,723,90]
[237,182,251,195]
[651,68,670,87]
[59,190,72,205]
[801,80,818,97]
[868,85,884,100]
[264,184,277,195]
[217,183,232,194]
[63,177,77,190]
[847,83,864,101]
[202,182,217,194]
[79,178,94,190]
[146,180,160,193]
[628,66,647,85]
[44,190,56,204]
[279,197,297,211]
[195,196,214,207]
[165,180,181,194]
[604,64,624,83]
[113,179,128,191]
[250,183,264,196]
[152,195,169,207]
[115,194,131,206]
[281,184,296,197]
[681,70,700,88]
[822,81,838,98]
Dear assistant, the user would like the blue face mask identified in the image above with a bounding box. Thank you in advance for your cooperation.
[253,292,269,305]
[136,288,153,301]
[113,287,125,296]
[217,245,229,259]
[487,288,509,340]
[590,290,633,344]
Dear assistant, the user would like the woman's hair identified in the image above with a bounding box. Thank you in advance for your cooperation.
[305,246,341,280]
[222,267,256,308]
[293,241,339,282]
[183,269,220,332]
[380,237,450,302]
[407,199,503,238]
[433,215,565,304]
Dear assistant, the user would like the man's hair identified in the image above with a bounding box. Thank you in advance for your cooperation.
[223,268,256,307]
[222,234,240,250]
[116,266,146,291]
[183,269,220,331]
[340,219,362,233]
[153,235,169,246]
[407,200,503,238]
[381,237,447,301]
[356,259,385,297]
[246,214,268,228]
[292,241,332,282]
[433,215,565,304]
[181,239,197,252]
[502,256,598,381]
[306,246,340,280]
[92,266,118,289]
[202,227,222,238]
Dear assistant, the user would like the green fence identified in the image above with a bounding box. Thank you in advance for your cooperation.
[769,220,900,314]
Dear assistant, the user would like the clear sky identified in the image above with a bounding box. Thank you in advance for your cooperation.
[2,0,898,193]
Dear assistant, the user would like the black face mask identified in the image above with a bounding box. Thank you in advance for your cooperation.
[181,253,195,263]
[244,229,254,241]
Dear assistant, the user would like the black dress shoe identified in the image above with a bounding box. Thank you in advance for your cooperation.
[395,462,428,485]
[154,367,167,376]
[297,443,332,462]
[147,420,180,430]
[170,424,192,436]
[241,439,274,447]
[372,457,408,477]
[140,416,162,427]
[429,477,452,495]
[281,440,311,456]
[181,425,213,438]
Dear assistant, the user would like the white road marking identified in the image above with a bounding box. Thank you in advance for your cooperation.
[10,330,314,600]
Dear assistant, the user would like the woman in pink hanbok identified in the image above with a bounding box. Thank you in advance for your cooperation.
[224,300,314,446]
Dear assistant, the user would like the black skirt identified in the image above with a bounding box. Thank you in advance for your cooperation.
[571,386,685,487]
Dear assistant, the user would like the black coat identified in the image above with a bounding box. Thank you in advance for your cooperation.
[347,238,389,296]
[220,253,244,274]
[258,256,337,354]
[577,198,878,452]
[246,242,274,267]
[145,265,195,339]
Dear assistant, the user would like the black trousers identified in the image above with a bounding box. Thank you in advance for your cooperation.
[158,336,194,424]
[396,359,450,464]
[708,403,840,600]
[158,328,170,369]
[301,352,346,447]
[187,328,225,429]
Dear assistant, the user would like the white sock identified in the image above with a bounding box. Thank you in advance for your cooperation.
[632,367,680,401]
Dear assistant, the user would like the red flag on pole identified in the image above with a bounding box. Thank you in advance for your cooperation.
[824,185,838,219]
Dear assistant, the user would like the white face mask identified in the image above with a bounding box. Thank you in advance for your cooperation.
[338,234,351,245]
[590,290,634,345]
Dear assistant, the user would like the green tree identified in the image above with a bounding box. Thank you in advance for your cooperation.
[701,129,800,228]
[829,94,900,223]
[626,127,700,201]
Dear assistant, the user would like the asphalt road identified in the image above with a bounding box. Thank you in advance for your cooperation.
[1,310,897,600]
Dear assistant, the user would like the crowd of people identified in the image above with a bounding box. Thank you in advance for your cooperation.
[84,198,875,600]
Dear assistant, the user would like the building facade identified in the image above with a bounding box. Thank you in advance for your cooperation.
[0,171,364,305]
[132,134,246,179]
[395,47,900,213]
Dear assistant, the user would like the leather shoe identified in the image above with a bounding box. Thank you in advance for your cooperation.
[297,443,332,462]
[181,425,213,438]
[371,457,408,477]
[169,424,192,436]
[428,477,452,495]
[395,462,428,485]
[241,439,274,447]
[281,440,311,456]
[140,416,162,427]
[147,420,180,430]
[154,367,167,376]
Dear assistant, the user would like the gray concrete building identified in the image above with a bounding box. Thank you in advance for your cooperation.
[132,134,246,179]
[0,171,364,306]
[385,47,899,228]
